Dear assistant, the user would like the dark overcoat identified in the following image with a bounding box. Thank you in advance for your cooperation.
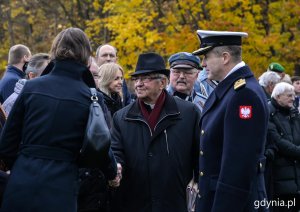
[0,60,116,212]
[267,99,300,195]
[196,66,269,212]
[111,91,200,212]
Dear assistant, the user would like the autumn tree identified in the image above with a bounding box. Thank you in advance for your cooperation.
[0,0,299,79]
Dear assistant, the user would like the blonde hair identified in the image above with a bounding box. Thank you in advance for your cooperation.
[97,63,124,97]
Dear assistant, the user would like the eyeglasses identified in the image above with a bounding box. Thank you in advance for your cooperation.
[171,69,197,76]
[131,75,161,83]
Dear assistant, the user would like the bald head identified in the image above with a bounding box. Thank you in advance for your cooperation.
[95,44,117,66]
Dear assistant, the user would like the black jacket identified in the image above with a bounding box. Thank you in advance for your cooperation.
[111,91,201,212]
[267,98,300,195]
[101,91,123,118]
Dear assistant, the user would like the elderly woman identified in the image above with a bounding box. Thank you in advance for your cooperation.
[266,82,300,212]
[98,63,124,118]
[259,71,281,101]
[0,28,117,212]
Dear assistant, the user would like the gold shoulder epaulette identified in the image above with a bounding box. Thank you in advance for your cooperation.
[234,78,246,90]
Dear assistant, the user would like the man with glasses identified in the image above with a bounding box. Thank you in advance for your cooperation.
[110,52,201,212]
[167,52,207,112]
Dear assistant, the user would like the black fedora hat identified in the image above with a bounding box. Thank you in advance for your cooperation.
[131,52,169,77]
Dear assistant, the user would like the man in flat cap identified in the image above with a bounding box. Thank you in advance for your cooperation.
[193,30,269,212]
[167,52,207,112]
[110,52,201,212]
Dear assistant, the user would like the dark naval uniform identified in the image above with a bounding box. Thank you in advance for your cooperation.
[196,66,269,211]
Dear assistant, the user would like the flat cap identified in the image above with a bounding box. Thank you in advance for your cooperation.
[168,52,202,70]
[193,30,248,55]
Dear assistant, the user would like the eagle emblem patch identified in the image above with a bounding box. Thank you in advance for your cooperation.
[239,106,252,119]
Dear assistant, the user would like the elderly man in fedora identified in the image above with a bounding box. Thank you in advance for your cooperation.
[110,52,201,212]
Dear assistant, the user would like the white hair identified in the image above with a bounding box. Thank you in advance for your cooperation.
[258,71,280,87]
[280,74,292,84]
[271,82,295,98]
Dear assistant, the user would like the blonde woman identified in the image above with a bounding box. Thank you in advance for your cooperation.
[98,63,124,118]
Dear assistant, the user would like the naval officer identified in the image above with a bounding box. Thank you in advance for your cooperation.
[193,30,269,212]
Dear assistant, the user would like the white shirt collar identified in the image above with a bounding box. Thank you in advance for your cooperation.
[224,61,246,79]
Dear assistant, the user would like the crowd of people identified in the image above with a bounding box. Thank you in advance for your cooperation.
[0,27,299,212]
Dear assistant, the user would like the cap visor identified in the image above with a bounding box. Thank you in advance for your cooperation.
[131,69,169,77]
[192,46,214,55]
[171,64,195,69]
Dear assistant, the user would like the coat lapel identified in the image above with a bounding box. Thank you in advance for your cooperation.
[200,91,218,119]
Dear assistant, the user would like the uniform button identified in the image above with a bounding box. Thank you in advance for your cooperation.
[148,153,153,157]
[259,163,262,168]
[200,150,204,156]
[199,171,204,176]
[201,130,205,135]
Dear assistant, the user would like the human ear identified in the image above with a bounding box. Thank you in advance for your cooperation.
[222,52,230,65]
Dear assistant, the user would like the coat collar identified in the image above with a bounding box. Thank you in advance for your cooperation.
[214,65,253,99]
[201,66,253,117]
[126,90,180,140]
[126,90,179,120]
[49,59,96,87]
[7,65,25,78]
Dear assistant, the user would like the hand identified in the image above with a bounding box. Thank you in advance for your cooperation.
[109,163,122,187]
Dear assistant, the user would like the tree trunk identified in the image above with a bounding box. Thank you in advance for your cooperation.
[6,0,14,46]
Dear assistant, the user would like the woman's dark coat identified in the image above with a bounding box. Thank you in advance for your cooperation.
[101,91,123,118]
[0,60,116,212]
[78,91,123,212]
[267,98,300,195]
[111,91,201,212]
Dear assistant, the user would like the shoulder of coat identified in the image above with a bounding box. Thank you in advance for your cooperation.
[234,78,246,90]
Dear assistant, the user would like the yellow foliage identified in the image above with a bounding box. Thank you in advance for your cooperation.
[0,0,300,79]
